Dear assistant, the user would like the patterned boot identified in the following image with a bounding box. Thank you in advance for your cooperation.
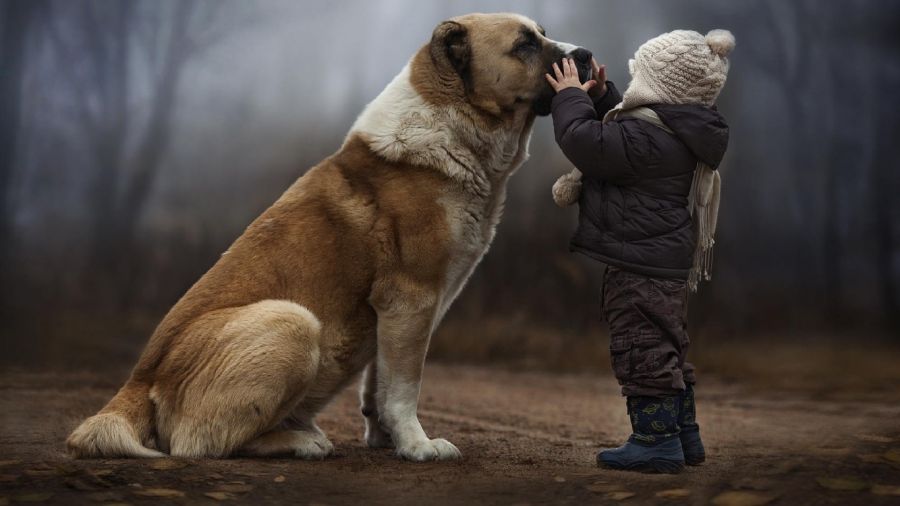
[679,384,706,465]
[597,396,685,473]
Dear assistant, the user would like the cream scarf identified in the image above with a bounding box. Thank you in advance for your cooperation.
[551,104,720,291]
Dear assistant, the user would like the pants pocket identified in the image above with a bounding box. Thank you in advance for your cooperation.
[630,331,664,375]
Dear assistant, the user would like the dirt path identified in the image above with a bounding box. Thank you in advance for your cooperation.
[1,364,899,505]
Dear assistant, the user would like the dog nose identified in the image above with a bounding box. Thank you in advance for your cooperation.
[570,48,592,64]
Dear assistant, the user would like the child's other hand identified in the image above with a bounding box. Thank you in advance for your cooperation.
[545,58,596,94]
[588,58,608,98]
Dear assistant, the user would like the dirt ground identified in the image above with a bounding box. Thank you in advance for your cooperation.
[1,363,899,506]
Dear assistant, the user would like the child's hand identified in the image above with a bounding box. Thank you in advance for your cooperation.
[545,58,597,94]
[587,58,609,98]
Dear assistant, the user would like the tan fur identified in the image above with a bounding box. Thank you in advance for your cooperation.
[67,13,581,461]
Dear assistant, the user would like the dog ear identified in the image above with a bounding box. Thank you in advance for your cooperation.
[430,20,471,88]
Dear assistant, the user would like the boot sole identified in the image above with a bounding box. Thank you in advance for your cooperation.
[598,457,685,474]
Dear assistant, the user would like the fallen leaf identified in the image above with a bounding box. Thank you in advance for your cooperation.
[205,491,235,501]
[567,470,604,478]
[149,459,189,471]
[208,472,224,480]
[214,483,254,494]
[711,491,776,506]
[811,447,852,457]
[586,483,623,493]
[730,477,774,491]
[232,469,264,477]
[655,488,690,499]
[553,476,566,483]
[606,491,635,500]
[763,460,801,475]
[816,477,869,491]
[871,484,900,496]
[856,434,894,443]
[884,449,900,463]
[12,493,54,503]
[134,488,186,498]
[23,468,56,477]
[858,453,886,464]
[87,491,126,502]
[273,475,286,483]
[64,477,98,492]
[54,463,78,476]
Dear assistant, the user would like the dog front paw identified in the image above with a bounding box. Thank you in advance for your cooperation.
[396,438,461,462]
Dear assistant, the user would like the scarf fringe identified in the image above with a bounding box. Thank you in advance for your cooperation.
[687,162,720,292]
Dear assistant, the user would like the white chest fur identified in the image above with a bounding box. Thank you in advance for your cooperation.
[349,61,534,325]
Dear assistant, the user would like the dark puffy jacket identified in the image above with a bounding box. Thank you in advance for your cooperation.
[550,83,729,279]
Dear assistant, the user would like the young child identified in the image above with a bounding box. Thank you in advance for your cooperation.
[544,29,734,473]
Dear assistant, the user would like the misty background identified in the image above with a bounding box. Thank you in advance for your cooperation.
[2,0,899,372]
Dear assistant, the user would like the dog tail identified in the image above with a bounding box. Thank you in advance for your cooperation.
[67,380,165,458]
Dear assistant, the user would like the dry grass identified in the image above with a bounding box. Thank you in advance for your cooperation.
[431,319,900,401]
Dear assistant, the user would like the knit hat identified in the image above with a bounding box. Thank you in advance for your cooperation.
[621,29,735,109]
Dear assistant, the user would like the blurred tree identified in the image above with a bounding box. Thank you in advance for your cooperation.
[43,1,235,307]
[0,0,48,286]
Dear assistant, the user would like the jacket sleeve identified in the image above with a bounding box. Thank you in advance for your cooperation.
[550,87,641,185]
[589,81,622,117]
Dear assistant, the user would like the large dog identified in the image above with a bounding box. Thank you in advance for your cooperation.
[67,13,592,461]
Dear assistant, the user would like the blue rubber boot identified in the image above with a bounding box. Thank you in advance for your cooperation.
[597,396,685,474]
[679,384,706,465]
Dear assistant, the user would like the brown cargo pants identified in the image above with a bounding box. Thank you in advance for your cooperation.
[602,266,696,397]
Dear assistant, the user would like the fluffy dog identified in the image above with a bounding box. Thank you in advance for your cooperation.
[67,13,592,461]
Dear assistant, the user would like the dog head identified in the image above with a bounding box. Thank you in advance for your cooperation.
[425,13,593,117]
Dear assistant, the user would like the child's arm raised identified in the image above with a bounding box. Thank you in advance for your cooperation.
[546,59,639,186]
[587,59,621,117]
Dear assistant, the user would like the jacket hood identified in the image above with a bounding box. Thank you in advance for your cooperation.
[650,104,729,168]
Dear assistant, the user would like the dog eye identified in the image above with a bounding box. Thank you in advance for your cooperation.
[515,39,539,52]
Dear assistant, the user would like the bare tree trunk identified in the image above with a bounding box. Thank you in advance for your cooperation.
[84,2,131,280]
[873,114,899,330]
[50,1,194,308]
[42,1,240,310]
[112,2,194,308]
[0,0,47,301]
[822,138,846,324]
[0,2,28,230]
[818,13,844,326]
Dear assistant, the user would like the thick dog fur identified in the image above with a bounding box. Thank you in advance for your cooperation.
[67,13,589,462]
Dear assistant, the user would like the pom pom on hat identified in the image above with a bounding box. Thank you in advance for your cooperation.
[705,29,735,57]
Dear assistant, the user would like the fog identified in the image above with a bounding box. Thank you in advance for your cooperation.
[2,0,899,368]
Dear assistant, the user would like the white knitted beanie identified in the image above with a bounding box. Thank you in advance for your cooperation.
[621,29,735,108]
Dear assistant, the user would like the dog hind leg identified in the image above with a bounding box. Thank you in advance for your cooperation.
[162,300,322,458]
[237,429,334,459]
